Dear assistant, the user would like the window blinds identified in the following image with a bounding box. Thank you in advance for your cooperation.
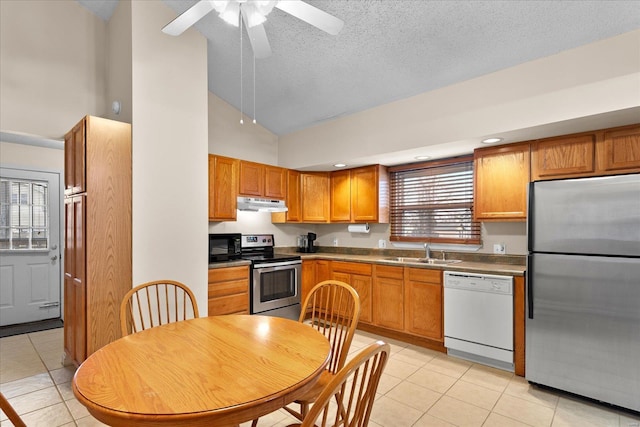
[389,157,481,244]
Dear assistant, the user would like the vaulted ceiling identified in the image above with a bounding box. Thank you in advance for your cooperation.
[78,0,640,140]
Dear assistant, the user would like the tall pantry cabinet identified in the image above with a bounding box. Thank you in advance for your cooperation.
[63,116,132,366]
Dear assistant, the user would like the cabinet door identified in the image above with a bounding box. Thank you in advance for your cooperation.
[601,125,640,172]
[330,169,351,222]
[64,118,86,195]
[301,172,330,222]
[264,165,287,199]
[531,134,595,180]
[209,155,238,221]
[64,196,86,364]
[374,265,404,330]
[351,165,379,222]
[474,143,530,221]
[301,260,317,304]
[405,279,442,341]
[239,160,264,197]
[351,274,372,323]
[286,170,301,222]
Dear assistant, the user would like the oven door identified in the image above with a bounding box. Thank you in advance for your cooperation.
[252,261,301,315]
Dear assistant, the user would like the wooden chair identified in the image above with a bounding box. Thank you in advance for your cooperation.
[283,279,361,422]
[120,280,199,336]
[289,340,390,427]
[1,392,26,427]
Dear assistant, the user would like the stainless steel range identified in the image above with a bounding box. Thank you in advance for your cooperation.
[241,234,302,320]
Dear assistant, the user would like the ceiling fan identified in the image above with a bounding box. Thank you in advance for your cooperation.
[162,0,344,58]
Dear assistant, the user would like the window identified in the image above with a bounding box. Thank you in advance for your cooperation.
[389,156,480,244]
[0,178,49,250]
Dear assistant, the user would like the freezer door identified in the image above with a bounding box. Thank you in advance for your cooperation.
[529,174,640,256]
[526,253,640,412]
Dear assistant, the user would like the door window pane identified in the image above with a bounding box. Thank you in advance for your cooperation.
[0,178,50,250]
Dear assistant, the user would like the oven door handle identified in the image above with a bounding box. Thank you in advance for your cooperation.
[255,260,302,270]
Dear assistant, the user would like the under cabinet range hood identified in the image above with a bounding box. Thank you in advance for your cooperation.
[237,197,288,212]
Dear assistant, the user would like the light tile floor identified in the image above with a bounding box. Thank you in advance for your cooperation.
[1,327,638,427]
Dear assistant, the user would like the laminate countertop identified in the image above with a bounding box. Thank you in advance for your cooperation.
[298,253,526,276]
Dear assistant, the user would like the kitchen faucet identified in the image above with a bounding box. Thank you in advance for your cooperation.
[424,243,431,259]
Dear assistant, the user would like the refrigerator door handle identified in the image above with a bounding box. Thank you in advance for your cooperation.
[527,182,534,252]
[527,255,534,319]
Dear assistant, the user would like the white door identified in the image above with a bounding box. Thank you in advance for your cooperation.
[0,167,62,326]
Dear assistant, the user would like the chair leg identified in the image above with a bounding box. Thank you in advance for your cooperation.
[251,419,259,427]
[283,403,304,421]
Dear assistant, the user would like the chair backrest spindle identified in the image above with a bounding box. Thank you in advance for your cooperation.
[120,280,199,336]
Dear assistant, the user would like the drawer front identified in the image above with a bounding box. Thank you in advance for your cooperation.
[406,267,441,284]
[374,264,404,280]
[331,261,372,275]
[208,266,249,283]
[208,280,248,298]
[208,293,248,316]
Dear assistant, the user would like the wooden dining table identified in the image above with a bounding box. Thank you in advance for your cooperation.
[72,315,331,427]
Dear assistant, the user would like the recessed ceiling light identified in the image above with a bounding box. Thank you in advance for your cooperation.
[482,137,503,144]
[414,156,431,160]
[334,163,347,168]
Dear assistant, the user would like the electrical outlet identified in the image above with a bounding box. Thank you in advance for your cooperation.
[333,237,339,247]
[493,243,506,254]
[378,239,387,249]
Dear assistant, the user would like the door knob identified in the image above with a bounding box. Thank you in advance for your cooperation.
[51,255,58,261]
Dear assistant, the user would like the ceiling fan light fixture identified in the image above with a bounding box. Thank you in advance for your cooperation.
[219,2,241,26]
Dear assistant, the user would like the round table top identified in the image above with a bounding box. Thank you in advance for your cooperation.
[72,315,331,427]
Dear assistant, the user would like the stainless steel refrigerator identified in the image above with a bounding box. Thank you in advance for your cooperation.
[527,173,640,412]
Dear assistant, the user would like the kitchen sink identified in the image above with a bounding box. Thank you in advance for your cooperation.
[422,258,462,265]
[383,257,462,265]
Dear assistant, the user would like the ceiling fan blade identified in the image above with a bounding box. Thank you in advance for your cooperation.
[162,0,216,36]
[242,15,272,59]
[275,0,344,35]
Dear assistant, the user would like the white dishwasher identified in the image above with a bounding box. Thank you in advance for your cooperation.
[444,271,514,371]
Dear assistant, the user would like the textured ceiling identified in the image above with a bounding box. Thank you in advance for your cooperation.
[79,0,640,138]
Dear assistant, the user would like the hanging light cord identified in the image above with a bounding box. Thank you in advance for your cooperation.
[253,54,257,124]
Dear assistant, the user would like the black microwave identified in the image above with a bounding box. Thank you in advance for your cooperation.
[209,233,242,263]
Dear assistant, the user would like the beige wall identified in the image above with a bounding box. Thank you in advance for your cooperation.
[0,0,108,138]
[130,1,209,312]
[0,141,64,172]
[208,93,279,164]
[105,0,133,124]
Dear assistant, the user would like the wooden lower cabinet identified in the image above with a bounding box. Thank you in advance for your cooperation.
[405,268,443,342]
[373,265,404,330]
[331,261,373,323]
[301,260,317,304]
[207,266,250,315]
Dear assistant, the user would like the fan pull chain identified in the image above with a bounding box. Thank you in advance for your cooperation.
[239,14,244,125]
[253,54,257,125]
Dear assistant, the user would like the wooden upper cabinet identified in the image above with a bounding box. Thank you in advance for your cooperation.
[301,172,330,222]
[239,160,264,197]
[273,169,301,223]
[474,143,530,221]
[329,165,389,223]
[352,165,388,223]
[239,160,287,200]
[64,119,86,195]
[209,155,238,221]
[600,125,640,173]
[531,134,596,180]
[330,169,351,222]
[264,165,287,199]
